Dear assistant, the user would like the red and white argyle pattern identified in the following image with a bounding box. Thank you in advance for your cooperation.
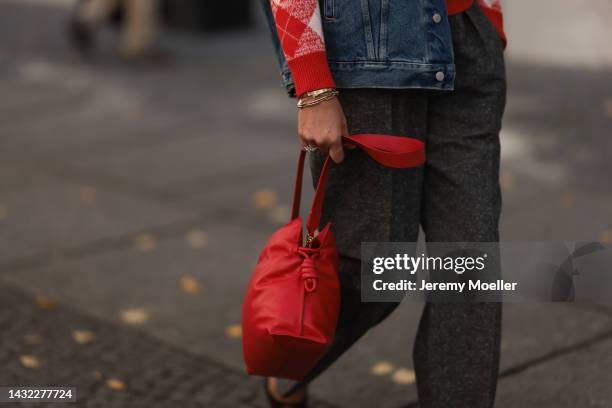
[270,0,335,95]
[271,0,325,60]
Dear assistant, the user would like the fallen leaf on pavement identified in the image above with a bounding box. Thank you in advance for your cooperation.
[186,230,208,249]
[79,186,97,205]
[225,324,242,338]
[392,368,416,385]
[20,355,41,369]
[72,330,95,344]
[371,361,395,376]
[134,233,157,252]
[180,276,202,294]
[35,295,56,310]
[119,308,149,325]
[252,188,278,209]
[106,378,126,391]
[561,192,575,209]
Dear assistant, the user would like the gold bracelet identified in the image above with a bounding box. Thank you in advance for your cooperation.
[297,89,339,109]
[297,92,338,108]
[302,88,337,98]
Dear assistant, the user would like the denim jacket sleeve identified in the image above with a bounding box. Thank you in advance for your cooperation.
[259,0,296,96]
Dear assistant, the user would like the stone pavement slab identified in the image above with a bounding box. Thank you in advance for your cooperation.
[0,64,206,157]
[0,223,268,366]
[500,304,612,370]
[501,64,612,195]
[501,188,612,241]
[65,125,298,192]
[0,158,56,196]
[496,337,612,408]
[191,154,315,222]
[0,170,196,263]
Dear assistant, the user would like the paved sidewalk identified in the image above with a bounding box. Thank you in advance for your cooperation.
[1,1,611,407]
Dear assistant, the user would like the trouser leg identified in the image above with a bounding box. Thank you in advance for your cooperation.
[413,4,507,408]
[120,0,158,56]
[414,303,501,408]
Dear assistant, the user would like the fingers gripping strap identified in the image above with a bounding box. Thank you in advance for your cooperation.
[290,135,426,237]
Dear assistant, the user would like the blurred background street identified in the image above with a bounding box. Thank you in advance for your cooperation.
[0,0,611,407]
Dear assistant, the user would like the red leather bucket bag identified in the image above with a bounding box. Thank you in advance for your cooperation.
[242,134,425,381]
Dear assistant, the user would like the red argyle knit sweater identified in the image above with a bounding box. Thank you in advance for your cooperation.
[270,0,505,96]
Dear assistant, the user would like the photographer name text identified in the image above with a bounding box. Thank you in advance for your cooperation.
[372,279,517,292]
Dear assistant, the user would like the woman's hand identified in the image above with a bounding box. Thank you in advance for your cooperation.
[298,96,349,163]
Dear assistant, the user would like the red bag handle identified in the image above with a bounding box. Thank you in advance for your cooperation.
[290,134,425,243]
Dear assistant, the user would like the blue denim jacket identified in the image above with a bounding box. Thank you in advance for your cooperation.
[260,0,455,95]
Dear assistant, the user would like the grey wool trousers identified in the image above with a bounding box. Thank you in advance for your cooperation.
[283,3,507,408]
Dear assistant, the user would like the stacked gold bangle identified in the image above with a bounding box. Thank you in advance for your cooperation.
[297,88,339,109]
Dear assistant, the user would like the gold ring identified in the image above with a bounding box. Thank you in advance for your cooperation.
[303,144,319,152]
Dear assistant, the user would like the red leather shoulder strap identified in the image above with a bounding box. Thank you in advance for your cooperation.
[290,134,426,238]
[343,134,425,168]
[290,148,307,220]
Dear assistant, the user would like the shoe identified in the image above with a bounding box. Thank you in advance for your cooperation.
[264,378,308,408]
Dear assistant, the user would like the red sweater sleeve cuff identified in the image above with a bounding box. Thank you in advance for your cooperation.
[287,51,336,96]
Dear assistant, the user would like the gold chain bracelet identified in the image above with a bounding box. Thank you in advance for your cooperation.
[297,88,339,109]
[303,88,336,98]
